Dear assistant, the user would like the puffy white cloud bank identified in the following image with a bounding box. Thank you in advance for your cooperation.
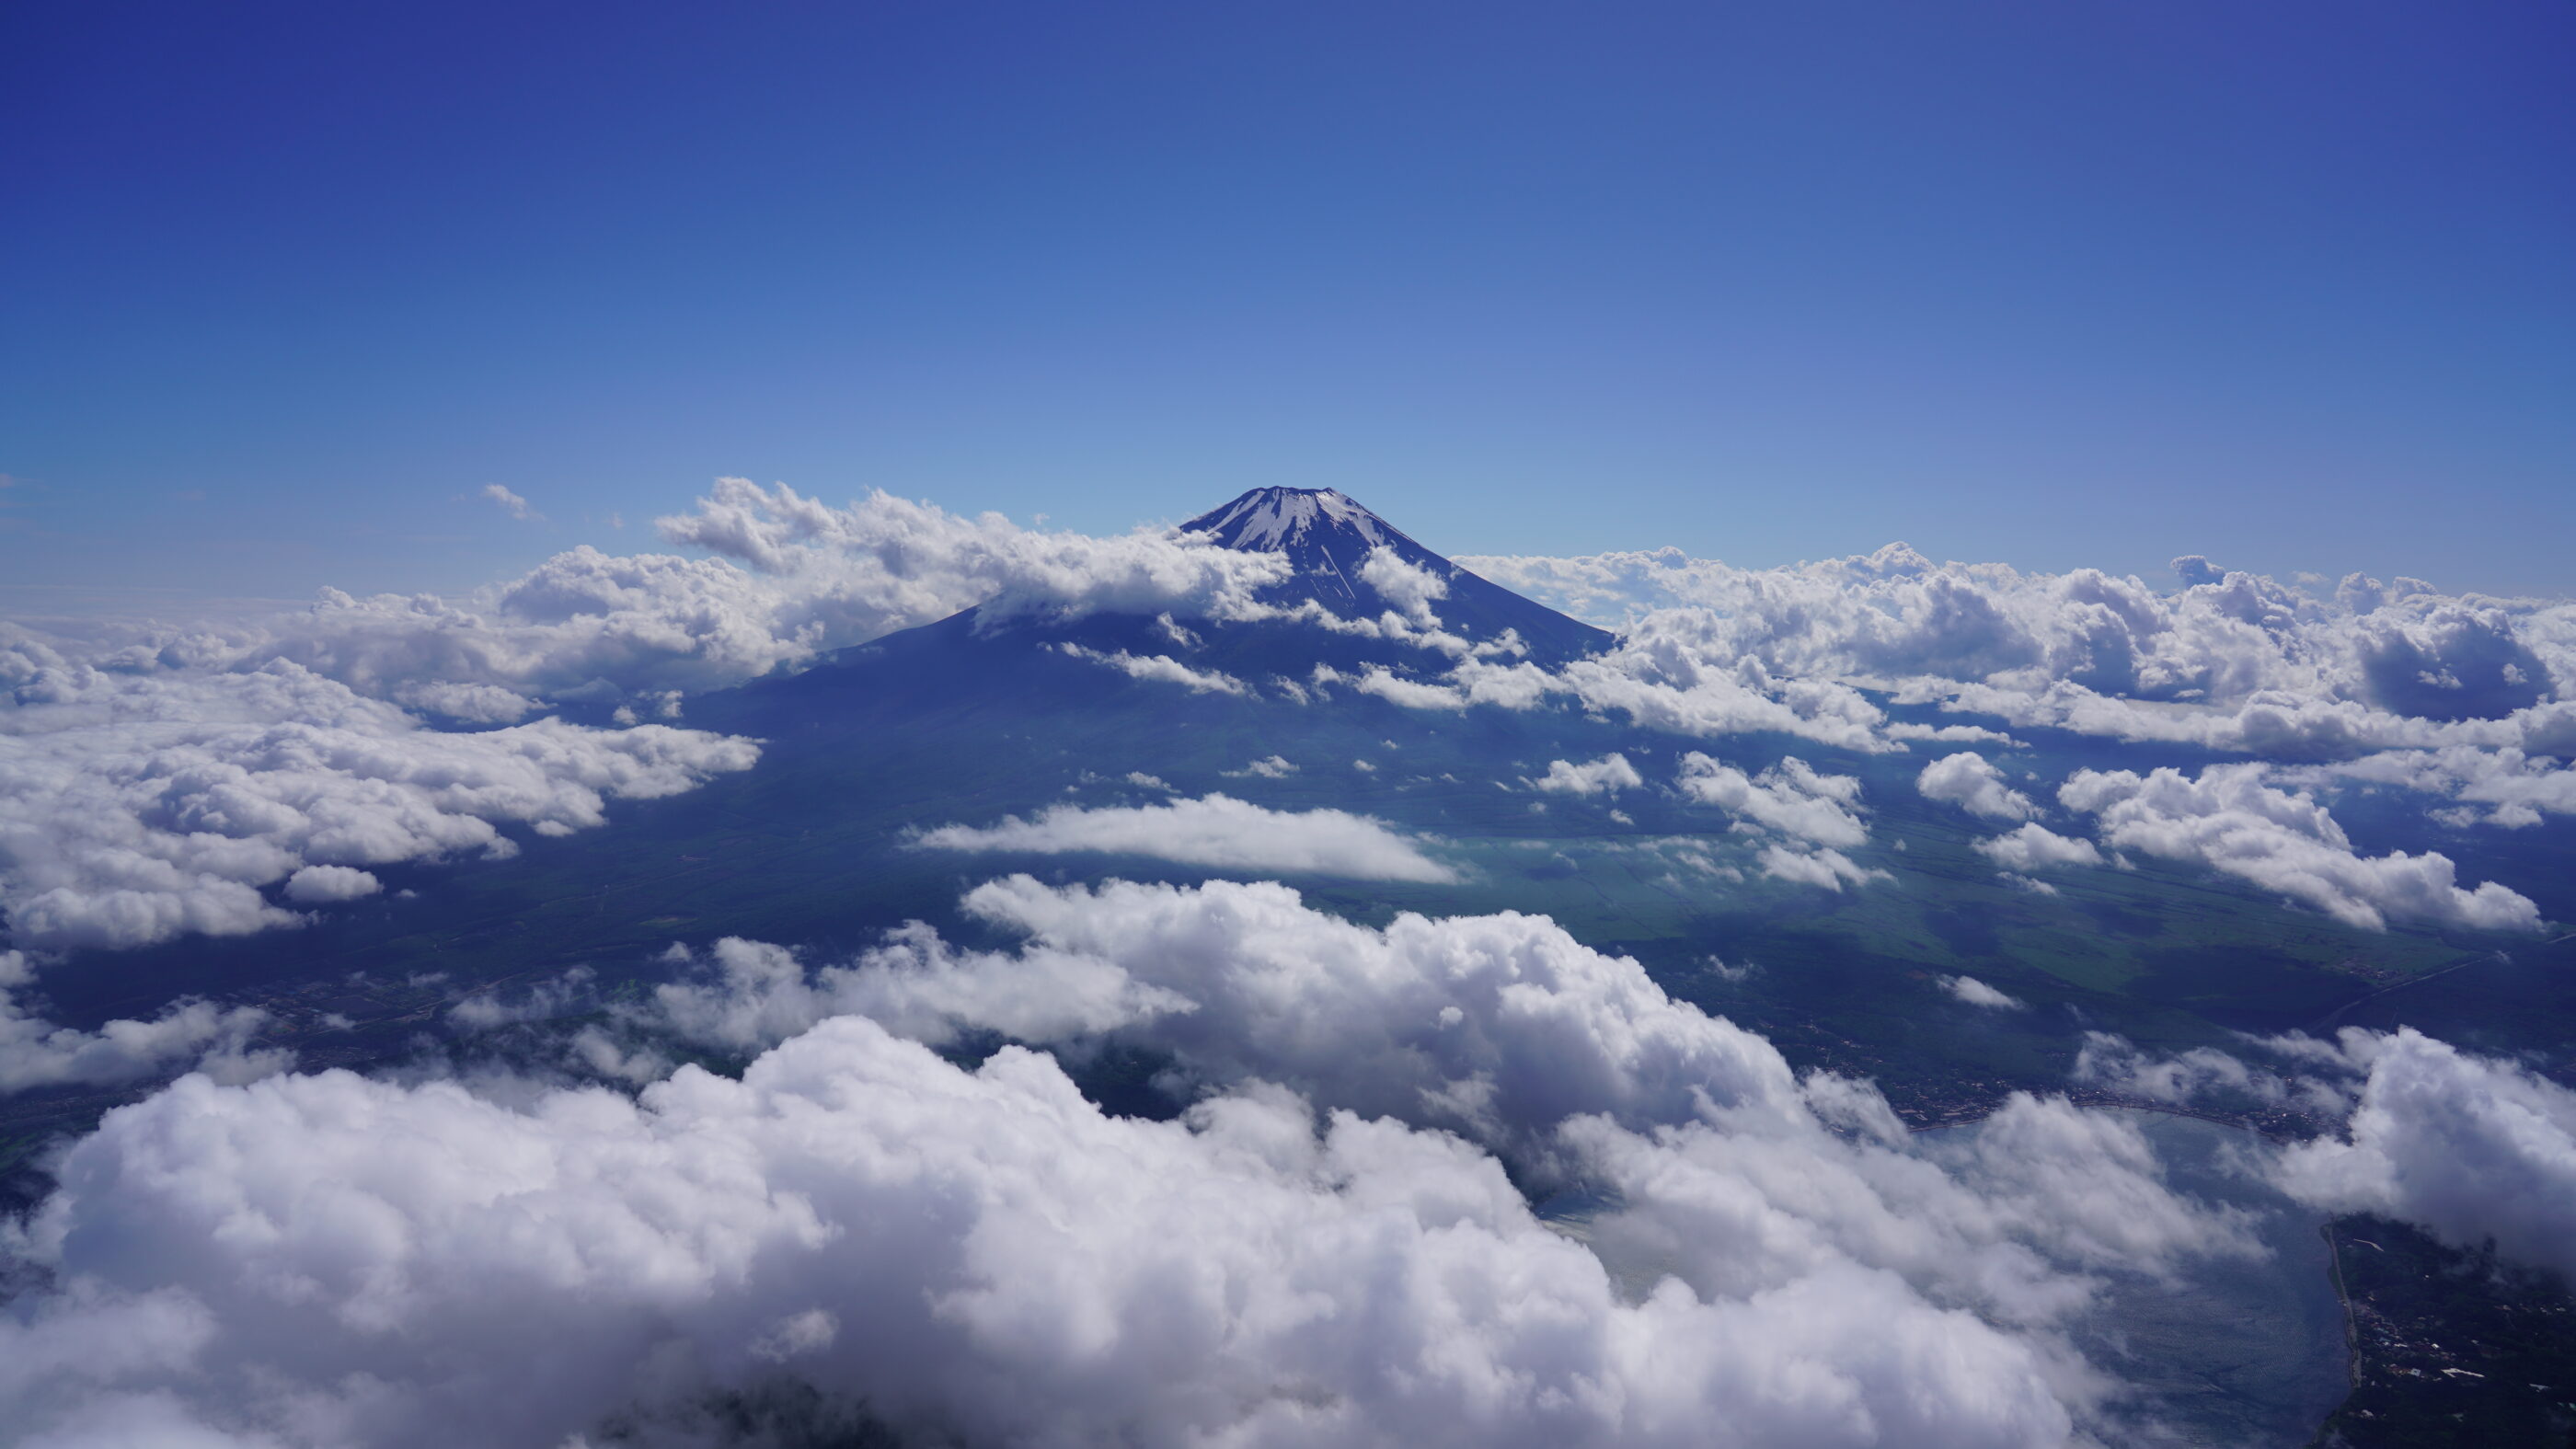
[1457,542,2576,831]
[2273,1029,2576,1281]
[2076,1027,2576,1286]
[2,479,1298,723]
[0,661,760,951]
[6,877,2267,1448]
[914,794,1458,883]
[1673,753,1886,891]
[2058,764,2538,933]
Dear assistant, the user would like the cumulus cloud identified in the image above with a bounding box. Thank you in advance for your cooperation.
[2058,764,2539,932]
[1675,753,1869,848]
[1524,753,1643,796]
[2069,1031,2355,1120]
[913,794,1457,883]
[282,864,381,903]
[479,483,541,521]
[2272,1029,2576,1281]
[1355,546,1450,626]
[1,480,1303,722]
[0,949,287,1093]
[1941,974,2024,1009]
[3,877,2265,1447]
[1756,844,1887,892]
[2285,743,2576,830]
[1458,542,2576,814]
[1916,752,2039,821]
[0,1023,2098,1449]
[1223,753,1297,778]
[0,660,759,949]
[2084,1023,2576,1291]
[642,929,1195,1053]
[1973,823,2105,875]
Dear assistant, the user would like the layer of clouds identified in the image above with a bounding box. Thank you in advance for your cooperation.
[0,660,759,950]
[1917,751,2039,821]
[6,877,2266,1446]
[913,793,1458,883]
[2,479,1300,721]
[2058,764,2538,933]
[1459,542,2576,823]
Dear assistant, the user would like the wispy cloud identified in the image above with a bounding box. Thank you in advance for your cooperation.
[481,483,543,521]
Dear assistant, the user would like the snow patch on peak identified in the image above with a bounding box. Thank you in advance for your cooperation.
[1190,488,1391,553]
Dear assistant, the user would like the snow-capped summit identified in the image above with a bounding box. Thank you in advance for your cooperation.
[1183,487,1613,663]
[1186,487,1397,554]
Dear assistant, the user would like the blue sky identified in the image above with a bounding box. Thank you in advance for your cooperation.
[4,0,2570,608]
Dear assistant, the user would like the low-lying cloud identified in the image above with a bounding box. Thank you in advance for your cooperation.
[2058,764,2538,933]
[914,794,1457,883]
[7,877,2268,1447]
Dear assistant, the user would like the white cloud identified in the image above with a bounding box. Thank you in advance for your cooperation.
[1916,752,2038,821]
[1222,753,1297,778]
[0,1018,2130,1449]
[3,480,1304,721]
[2285,743,2576,829]
[0,949,287,1094]
[2069,1031,2355,1119]
[1052,642,1248,695]
[2272,1029,2576,1281]
[282,864,381,903]
[2058,764,2539,932]
[644,930,1195,1053]
[913,794,1457,883]
[0,661,759,949]
[479,484,541,521]
[1524,753,1643,796]
[1355,546,1450,626]
[1675,754,1869,848]
[1887,721,2018,746]
[1756,844,1887,892]
[1941,974,2023,1009]
[1458,544,2576,800]
[1973,823,2105,875]
[2,875,2267,1447]
[2068,1026,2576,1288]
[1315,662,1469,710]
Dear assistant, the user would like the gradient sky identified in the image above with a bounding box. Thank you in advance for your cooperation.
[5,0,2570,610]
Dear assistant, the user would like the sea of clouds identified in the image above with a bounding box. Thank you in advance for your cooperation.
[6,479,2576,1444]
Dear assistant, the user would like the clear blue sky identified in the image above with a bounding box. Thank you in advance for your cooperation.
[4,0,2570,607]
